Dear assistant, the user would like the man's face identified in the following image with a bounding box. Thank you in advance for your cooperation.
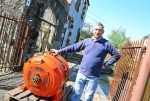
[93,25,104,39]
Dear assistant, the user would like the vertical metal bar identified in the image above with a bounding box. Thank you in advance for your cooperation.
[15,21,26,65]
[18,24,29,66]
[0,15,5,37]
[131,36,150,101]
[1,14,8,68]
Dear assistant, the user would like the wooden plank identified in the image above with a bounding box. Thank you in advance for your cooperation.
[14,90,31,99]
[4,93,13,101]
[39,98,50,101]
[5,82,74,101]
[28,95,40,101]
[19,97,29,101]
[7,87,24,96]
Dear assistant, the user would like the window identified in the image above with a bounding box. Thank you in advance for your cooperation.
[69,22,74,28]
[75,29,80,43]
[81,3,87,19]
[75,0,81,12]
[81,11,85,19]
[66,39,70,45]
[68,32,72,36]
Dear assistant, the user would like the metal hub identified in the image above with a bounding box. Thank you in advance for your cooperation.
[33,74,41,83]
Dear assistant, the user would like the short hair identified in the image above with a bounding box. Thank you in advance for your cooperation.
[95,22,104,30]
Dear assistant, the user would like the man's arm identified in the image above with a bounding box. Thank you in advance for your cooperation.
[104,42,121,68]
[50,39,86,55]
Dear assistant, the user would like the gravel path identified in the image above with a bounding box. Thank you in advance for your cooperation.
[0,72,24,100]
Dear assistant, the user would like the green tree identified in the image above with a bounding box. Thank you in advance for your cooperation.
[80,30,93,40]
[107,27,130,49]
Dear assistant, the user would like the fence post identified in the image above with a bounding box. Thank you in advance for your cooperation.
[131,35,150,101]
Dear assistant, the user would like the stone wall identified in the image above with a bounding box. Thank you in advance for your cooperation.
[0,0,69,63]
[23,0,69,62]
[0,0,26,18]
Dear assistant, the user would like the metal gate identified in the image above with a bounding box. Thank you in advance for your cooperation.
[0,12,29,72]
[109,38,148,101]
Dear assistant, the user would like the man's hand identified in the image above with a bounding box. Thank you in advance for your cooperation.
[50,49,59,56]
[102,65,105,70]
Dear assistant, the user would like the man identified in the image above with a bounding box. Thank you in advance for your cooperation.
[50,22,121,101]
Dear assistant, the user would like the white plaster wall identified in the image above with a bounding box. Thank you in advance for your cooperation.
[62,0,88,47]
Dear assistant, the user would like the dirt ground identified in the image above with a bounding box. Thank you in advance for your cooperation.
[0,72,24,100]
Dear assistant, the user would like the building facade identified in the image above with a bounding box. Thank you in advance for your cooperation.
[61,0,90,47]
[0,0,90,62]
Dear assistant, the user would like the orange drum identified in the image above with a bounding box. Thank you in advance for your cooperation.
[22,54,70,99]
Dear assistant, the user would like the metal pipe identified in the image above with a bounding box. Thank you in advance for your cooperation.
[130,36,150,101]
[39,17,56,27]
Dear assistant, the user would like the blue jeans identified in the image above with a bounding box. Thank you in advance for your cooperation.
[70,71,99,101]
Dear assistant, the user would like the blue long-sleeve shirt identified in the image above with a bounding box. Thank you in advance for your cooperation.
[58,37,121,78]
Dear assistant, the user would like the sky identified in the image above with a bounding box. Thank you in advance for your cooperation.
[84,0,150,41]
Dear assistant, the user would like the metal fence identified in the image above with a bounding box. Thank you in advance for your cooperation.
[109,37,149,101]
[0,12,29,72]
